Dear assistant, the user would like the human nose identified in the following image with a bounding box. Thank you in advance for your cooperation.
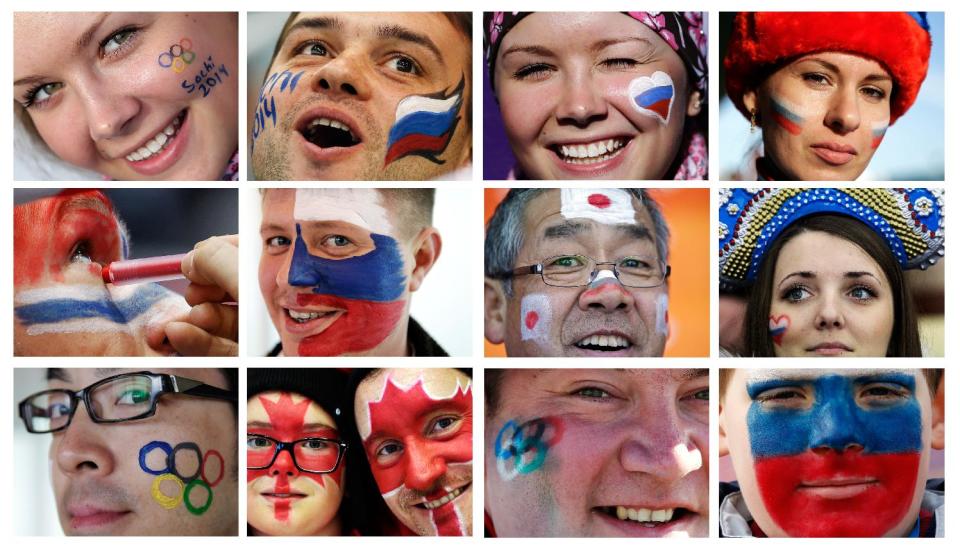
[814,291,845,330]
[578,269,634,311]
[77,75,140,141]
[809,392,863,454]
[823,86,862,134]
[54,402,115,478]
[284,226,322,288]
[403,437,446,491]
[619,410,702,480]
[555,70,607,127]
[269,447,299,478]
[311,52,372,101]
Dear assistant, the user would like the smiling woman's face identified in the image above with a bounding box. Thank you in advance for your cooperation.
[14,12,238,180]
[745,52,893,181]
[493,13,700,180]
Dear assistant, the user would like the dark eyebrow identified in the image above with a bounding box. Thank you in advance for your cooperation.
[777,270,882,288]
[376,24,443,65]
[47,368,70,382]
[801,57,892,84]
[95,368,121,378]
[591,37,655,54]
[544,221,589,239]
[248,421,337,432]
[75,13,110,54]
[500,44,554,60]
[618,223,653,242]
[286,15,343,37]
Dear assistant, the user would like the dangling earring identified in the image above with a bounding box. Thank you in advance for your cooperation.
[750,109,758,132]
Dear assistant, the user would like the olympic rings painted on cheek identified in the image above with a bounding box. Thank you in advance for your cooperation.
[139,441,173,475]
[183,479,214,515]
[157,38,196,73]
[168,442,202,483]
[202,449,225,488]
[151,473,184,509]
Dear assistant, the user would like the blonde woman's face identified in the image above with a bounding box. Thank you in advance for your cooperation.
[14,12,238,180]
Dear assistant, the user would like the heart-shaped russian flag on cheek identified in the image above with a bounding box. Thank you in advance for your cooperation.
[628,71,675,125]
[768,315,790,346]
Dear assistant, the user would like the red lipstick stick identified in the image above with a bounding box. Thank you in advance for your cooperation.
[101,253,187,285]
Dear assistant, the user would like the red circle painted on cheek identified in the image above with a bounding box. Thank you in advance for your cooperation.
[525,311,539,330]
[588,193,611,208]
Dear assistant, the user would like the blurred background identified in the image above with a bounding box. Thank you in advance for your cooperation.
[483,188,709,357]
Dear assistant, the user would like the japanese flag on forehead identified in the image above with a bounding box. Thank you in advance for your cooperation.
[560,189,637,225]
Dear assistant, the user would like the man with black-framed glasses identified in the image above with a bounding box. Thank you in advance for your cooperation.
[15,368,238,536]
[485,188,673,357]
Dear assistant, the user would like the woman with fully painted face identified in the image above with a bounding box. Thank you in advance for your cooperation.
[483,12,707,180]
[247,369,355,536]
[723,12,932,181]
[14,12,238,181]
[718,188,944,357]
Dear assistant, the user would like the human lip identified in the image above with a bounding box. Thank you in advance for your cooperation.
[806,341,854,356]
[122,109,190,176]
[547,135,633,177]
[595,505,699,537]
[797,477,879,499]
[415,483,470,511]
[810,142,858,166]
[281,300,344,336]
[295,106,364,164]
[567,330,635,355]
[67,504,132,531]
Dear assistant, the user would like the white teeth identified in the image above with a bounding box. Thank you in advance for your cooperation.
[126,112,183,162]
[614,506,675,524]
[421,486,464,510]
[288,309,324,322]
[557,138,626,164]
[576,334,630,348]
[308,117,355,139]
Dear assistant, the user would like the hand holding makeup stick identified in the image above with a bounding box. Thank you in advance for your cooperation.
[165,235,239,356]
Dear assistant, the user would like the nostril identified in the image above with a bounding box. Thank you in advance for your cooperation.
[341,83,357,95]
[319,79,331,90]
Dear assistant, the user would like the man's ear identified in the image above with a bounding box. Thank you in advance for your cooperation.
[407,227,441,293]
[686,89,703,117]
[931,372,945,450]
[718,400,730,457]
[484,277,507,344]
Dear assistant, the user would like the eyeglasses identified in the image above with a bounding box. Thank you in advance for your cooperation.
[247,434,347,474]
[18,371,237,434]
[495,254,670,288]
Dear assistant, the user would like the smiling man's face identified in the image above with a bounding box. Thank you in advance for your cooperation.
[355,368,473,536]
[250,12,471,180]
[484,369,709,537]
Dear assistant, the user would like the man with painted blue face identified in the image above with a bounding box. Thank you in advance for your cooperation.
[15,367,238,536]
[249,12,473,180]
[258,188,446,356]
[718,368,945,537]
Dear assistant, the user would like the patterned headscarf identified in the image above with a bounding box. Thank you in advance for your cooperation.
[484,12,707,94]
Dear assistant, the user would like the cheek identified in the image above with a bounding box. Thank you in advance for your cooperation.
[498,85,550,145]
[518,292,554,344]
[33,103,99,167]
[251,67,307,148]
[258,254,283,296]
[624,70,676,127]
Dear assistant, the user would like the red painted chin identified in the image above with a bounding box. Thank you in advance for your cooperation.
[755,451,920,537]
[292,294,406,356]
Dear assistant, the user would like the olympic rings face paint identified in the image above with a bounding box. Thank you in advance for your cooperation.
[139,440,225,516]
[151,473,184,509]
[158,38,196,73]
[183,479,214,516]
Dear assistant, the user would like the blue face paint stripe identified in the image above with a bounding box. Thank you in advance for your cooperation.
[14,284,172,326]
[747,374,921,459]
[387,107,460,147]
[288,224,406,302]
[771,98,803,125]
[636,85,673,106]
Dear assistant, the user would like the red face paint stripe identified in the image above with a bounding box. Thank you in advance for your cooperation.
[296,294,406,356]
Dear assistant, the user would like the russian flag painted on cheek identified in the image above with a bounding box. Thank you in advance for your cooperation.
[384,78,464,166]
[288,224,407,356]
[747,374,922,537]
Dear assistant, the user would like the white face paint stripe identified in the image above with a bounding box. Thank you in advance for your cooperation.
[520,293,552,342]
[591,269,618,283]
[560,188,637,225]
[628,70,675,125]
[293,189,392,234]
[656,293,669,336]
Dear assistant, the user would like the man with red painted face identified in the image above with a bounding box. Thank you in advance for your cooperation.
[247,369,355,536]
[719,368,945,537]
[346,368,473,536]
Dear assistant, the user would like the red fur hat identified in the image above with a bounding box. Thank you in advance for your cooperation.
[724,12,931,125]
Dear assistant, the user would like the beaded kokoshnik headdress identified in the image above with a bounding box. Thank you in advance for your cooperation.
[719,188,944,291]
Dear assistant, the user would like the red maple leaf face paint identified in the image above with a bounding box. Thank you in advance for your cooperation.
[247,391,344,536]
[356,369,473,536]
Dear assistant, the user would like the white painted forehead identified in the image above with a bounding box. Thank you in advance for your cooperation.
[293,188,392,234]
[560,188,639,226]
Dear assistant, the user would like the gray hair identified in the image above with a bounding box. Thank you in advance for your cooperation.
[484,189,670,296]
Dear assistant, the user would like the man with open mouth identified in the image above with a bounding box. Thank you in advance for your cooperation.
[719,368,945,537]
[484,368,709,537]
[249,12,472,180]
[485,188,673,357]
[347,368,473,536]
